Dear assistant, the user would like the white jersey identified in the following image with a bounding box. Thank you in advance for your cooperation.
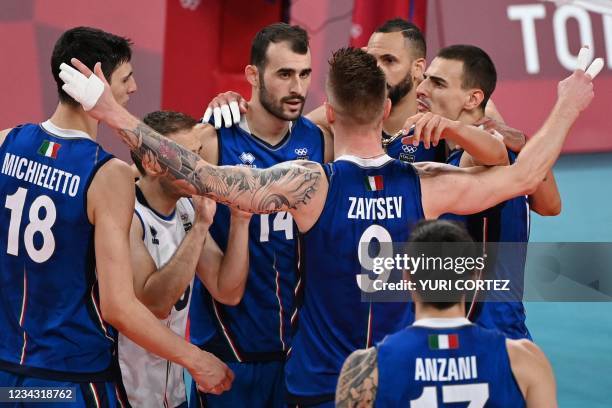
[119,189,195,408]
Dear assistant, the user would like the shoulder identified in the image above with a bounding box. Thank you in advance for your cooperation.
[345,346,378,366]
[336,347,378,408]
[88,159,135,222]
[296,115,324,134]
[195,123,219,164]
[506,338,549,368]
[94,158,134,182]
[283,160,325,178]
[506,338,553,388]
[0,128,14,147]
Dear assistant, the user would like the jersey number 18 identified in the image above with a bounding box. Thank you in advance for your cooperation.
[5,187,56,263]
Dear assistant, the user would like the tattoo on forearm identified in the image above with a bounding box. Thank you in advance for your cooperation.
[121,122,321,213]
[336,348,378,408]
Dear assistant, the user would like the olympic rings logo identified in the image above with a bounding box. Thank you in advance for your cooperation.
[402,144,418,154]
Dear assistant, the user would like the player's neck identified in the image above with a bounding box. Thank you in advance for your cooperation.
[137,178,178,217]
[333,123,386,159]
[49,103,98,140]
[457,109,484,127]
[414,302,466,320]
[383,92,418,135]
[245,100,291,145]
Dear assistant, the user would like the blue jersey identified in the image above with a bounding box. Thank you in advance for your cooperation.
[440,149,531,339]
[189,117,325,362]
[0,122,115,381]
[285,155,423,404]
[375,318,525,407]
[473,152,531,339]
[382,130,446,163]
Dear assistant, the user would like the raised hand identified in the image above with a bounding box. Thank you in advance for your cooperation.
[202,91,249,129]
[59,59,118,123]
[557,45,602,115]
[399,112,461,149]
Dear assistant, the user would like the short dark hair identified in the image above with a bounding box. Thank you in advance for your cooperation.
[250,23,309,69]
[51,26,133,107]
[406,220,477,310]
[375,18,426,59]
[131,111,198,175]
[437,45,497,111]
[326,47,387,125]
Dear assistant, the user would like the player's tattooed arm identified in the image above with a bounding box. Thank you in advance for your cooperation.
[336,347,378,408]
[119,122,323,214]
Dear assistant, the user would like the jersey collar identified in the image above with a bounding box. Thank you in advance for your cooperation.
[412,317,473,328]
[41,120,93,140]
[335,154,394,167]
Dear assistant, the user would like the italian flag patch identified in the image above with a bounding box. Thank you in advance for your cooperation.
[429,334,459,350]
[365,175,384,191]
[38,140,61,159]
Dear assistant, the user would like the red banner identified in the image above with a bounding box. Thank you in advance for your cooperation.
[162,0,284,119]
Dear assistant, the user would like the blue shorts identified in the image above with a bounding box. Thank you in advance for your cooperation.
[189,361,284,408]
[0,370,126,408]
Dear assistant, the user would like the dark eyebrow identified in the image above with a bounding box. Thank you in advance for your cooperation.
[277,68,296,75]
[427,74,447,86]
[300,68,312,75]
[380,53,398,61]
[123,71,134,81]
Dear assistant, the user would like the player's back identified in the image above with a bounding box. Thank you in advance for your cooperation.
[0,121,115,380]
[285,155,423,405]
[375,318,525,407]
[190,116,325,361]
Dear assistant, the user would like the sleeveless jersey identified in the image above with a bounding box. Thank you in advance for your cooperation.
[189,116,325,361]
[375,317,525,407]
[118,187,195,407]
[285,154,423,404]
[439,148,530,339]
[0,121,115,381]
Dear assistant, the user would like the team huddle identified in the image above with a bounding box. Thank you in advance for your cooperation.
[0,17,600,408]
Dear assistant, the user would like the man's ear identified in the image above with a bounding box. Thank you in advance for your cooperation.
[141,151,167,178]
[245,65,259,87]
[324,101,335,124]
[412,57,427,82]
[383,98,392,120]
[464,89,484,112]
